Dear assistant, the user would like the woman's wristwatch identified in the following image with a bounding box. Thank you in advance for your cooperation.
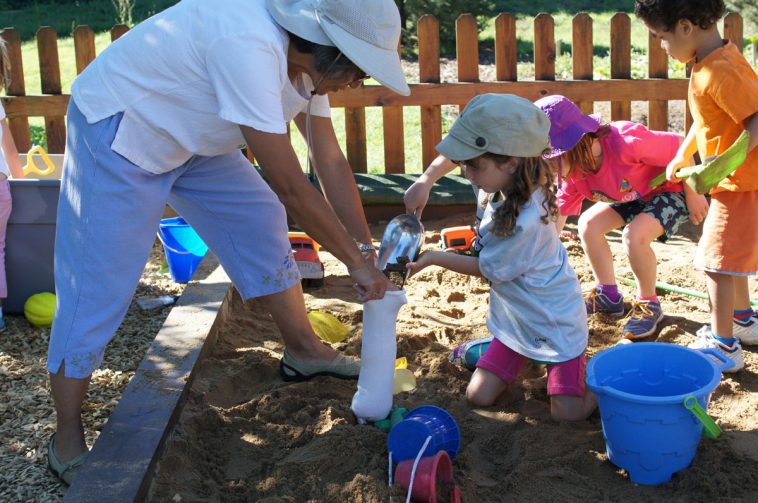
[357,242,375,254]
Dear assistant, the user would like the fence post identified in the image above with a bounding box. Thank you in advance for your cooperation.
[383,41,405,174]
[111,24,129,41]
[37,27,66,153]
[648,30,669,131]
[495,13,517,82]
[572,13,594,115]
[610,13,631,121]
[1,29,31,153]
[456,13,479,113]
[74,26,96,74]
[723,12,742,52]
[418,15,441,169]
[345,106,367,173]
[534,13,555,81]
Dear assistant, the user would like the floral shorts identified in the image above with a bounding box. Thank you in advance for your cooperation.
[610,191,689,243]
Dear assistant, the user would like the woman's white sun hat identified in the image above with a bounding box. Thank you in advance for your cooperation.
[266,0,410,96]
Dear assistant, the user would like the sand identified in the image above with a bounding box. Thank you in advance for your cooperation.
[148,212,758,502]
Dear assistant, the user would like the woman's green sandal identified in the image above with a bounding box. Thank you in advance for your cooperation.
[47,433,89,486]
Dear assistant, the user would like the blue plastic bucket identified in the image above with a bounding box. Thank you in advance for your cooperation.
[157,217,208,283]
[586,343,730,485]
[387,405,461,463]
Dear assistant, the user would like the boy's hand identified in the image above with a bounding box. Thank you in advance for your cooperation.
[665,156,690,182]
[684,191,709,225]
[405,251,437,278]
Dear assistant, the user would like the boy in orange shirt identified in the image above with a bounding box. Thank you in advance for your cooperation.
[636,0,758,371]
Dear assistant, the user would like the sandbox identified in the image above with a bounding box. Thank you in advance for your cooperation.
[65,214,758,502]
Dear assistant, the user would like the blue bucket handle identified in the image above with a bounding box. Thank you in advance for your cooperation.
[157,225,207,256]
[700,347,734,373]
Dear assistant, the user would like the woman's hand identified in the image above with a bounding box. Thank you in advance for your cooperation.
[405,251,437,279]
[683,188,709,226]
[404,179,432,218]
[349,263,397,303]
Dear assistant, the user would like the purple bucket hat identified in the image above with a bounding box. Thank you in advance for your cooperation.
[534,95,602,159]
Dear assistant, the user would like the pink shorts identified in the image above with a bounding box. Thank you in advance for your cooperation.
[476,338,586,397]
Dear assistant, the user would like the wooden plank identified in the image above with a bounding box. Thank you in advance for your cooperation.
[37,27,66,153]
[723,12,742,51]
[1,29,30,152]
[111,24,129,41]
[329,79,690,106]
[534,13,555,81]
[62,256,230,503]
[418,15,441,169]
[73,26,96,74]
[456,14,479,112]
[648,31,669,131]
[345,107,367,173]
[572,13,594,115]
[3,78,692,117]
[610,13,631,121]
[382,106,405,173]
[495,13,517,82]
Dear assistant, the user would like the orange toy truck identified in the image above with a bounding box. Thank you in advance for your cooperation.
[439,225,476,254]
[288,232,325,287]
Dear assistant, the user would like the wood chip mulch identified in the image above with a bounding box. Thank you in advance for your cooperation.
[0,242,185,502]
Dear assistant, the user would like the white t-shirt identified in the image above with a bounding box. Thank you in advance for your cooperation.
[72,0,330,174]
[0,102,9,177]
[476,188,588,363]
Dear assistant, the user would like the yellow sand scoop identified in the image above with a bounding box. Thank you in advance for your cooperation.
[22,145,56,177]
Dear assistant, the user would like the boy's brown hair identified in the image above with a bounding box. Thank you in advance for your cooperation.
[634,0,725,31]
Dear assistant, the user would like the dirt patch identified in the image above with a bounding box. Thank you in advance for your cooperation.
[149,214,758,502]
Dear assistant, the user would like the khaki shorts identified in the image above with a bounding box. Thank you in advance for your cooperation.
[694,190,758,275]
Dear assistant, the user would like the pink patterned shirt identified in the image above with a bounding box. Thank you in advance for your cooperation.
[557,121,682,216]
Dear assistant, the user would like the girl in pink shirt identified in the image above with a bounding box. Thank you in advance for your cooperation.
[536,95,709,341]
[0,39,24,332]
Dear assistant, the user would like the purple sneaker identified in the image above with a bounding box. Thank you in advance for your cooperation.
[585,288,625,316]
[622,301,664,340]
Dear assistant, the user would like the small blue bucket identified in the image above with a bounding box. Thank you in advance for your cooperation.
[157,217,208,283]
[586,342,731,485]
[387,405,461,463]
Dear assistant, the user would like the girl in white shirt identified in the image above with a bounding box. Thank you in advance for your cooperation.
[407,94,597,421]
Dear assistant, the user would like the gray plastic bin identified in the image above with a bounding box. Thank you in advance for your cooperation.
[5,179,59,314]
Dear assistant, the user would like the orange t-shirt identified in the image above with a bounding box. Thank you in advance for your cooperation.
[689,41,758,193]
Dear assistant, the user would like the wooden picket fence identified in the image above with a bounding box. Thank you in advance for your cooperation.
[0,12,746,173]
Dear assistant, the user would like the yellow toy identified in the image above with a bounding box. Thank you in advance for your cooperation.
[24,292,56,328]
[22,145,56,177]
[307,311,348,343]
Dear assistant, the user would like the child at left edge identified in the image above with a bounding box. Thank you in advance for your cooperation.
[0,36,25,332]
[636,0,758,372]
[406,94,596,421]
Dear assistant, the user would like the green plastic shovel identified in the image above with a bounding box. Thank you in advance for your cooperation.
[649,130,750,193]
[683,395,721,439]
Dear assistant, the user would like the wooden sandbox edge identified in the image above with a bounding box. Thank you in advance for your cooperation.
[62,253,232,502]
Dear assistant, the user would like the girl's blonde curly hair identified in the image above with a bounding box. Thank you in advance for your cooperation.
[477,153,559,238]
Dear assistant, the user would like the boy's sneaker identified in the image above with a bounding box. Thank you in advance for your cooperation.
[688,325,744,373]
[733,313,758,345]
[622,301,664,341]
[585,288,625,317]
